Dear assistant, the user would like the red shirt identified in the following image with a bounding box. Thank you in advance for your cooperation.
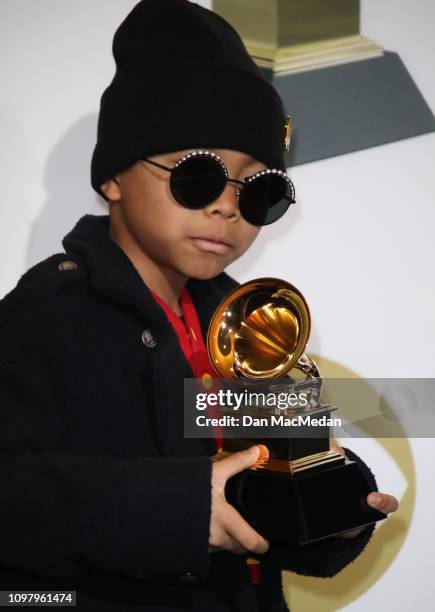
[151,287,223,451]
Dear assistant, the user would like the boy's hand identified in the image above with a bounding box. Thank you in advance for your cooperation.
[209,446,270,555]
[331,445,399,539]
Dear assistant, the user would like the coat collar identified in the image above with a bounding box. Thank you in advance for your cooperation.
[62,214,237,338]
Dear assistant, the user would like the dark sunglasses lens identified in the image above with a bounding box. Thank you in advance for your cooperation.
[170,155,226,209]
[239,173,294,226]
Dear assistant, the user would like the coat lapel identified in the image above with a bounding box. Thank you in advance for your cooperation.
[62,214,237,458]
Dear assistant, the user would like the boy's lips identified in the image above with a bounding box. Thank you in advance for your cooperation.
[190,236,234,255]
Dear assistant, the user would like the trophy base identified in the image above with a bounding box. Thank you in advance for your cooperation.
[225,459,387,545]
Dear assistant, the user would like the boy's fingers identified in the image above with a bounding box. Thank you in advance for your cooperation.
[209,535,246,555]
[367,492,399,514]
[224,534,247,555]
[218,446,260,481]
[224,503,269,555]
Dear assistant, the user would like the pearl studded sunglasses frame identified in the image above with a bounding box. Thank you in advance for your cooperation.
[140,150,295,226]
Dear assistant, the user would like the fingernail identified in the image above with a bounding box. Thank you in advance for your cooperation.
[257,444,269,461]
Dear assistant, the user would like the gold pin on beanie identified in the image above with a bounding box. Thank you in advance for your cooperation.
[91,0,288,198]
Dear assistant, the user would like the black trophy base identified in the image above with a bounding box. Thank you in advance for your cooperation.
[225,459,386,545]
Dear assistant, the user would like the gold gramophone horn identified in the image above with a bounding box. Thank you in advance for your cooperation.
[207,278,319,381]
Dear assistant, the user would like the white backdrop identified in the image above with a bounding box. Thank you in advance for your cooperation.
[1,1,434,610]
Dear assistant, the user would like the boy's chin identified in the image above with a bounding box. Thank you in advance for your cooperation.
[184,263,226,281]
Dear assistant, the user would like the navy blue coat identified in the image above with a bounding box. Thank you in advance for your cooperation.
[0,214,378,611]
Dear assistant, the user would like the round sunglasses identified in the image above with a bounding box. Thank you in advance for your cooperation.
[139,150,295,226]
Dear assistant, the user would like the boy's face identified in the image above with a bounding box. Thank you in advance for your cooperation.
[101,149,264,281]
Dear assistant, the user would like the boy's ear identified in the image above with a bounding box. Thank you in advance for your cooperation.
[100,175,121,201]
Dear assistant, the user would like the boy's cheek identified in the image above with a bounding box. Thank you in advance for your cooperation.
[237,227,262,257]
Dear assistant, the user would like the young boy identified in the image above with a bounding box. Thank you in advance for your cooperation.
[0,1,398,610]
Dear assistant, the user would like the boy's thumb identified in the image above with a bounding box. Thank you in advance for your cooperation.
[220,445,262,480]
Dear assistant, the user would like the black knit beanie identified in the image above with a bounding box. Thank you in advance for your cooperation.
[91,0,287,198]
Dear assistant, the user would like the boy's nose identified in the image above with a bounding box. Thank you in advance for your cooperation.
[204,183,241,221]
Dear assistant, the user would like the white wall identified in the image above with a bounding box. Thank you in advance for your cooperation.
[1,1,434,610]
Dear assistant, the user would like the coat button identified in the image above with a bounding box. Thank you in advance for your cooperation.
[58,260,78,271]
[141,329,157,348]
[201,373,213,389]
